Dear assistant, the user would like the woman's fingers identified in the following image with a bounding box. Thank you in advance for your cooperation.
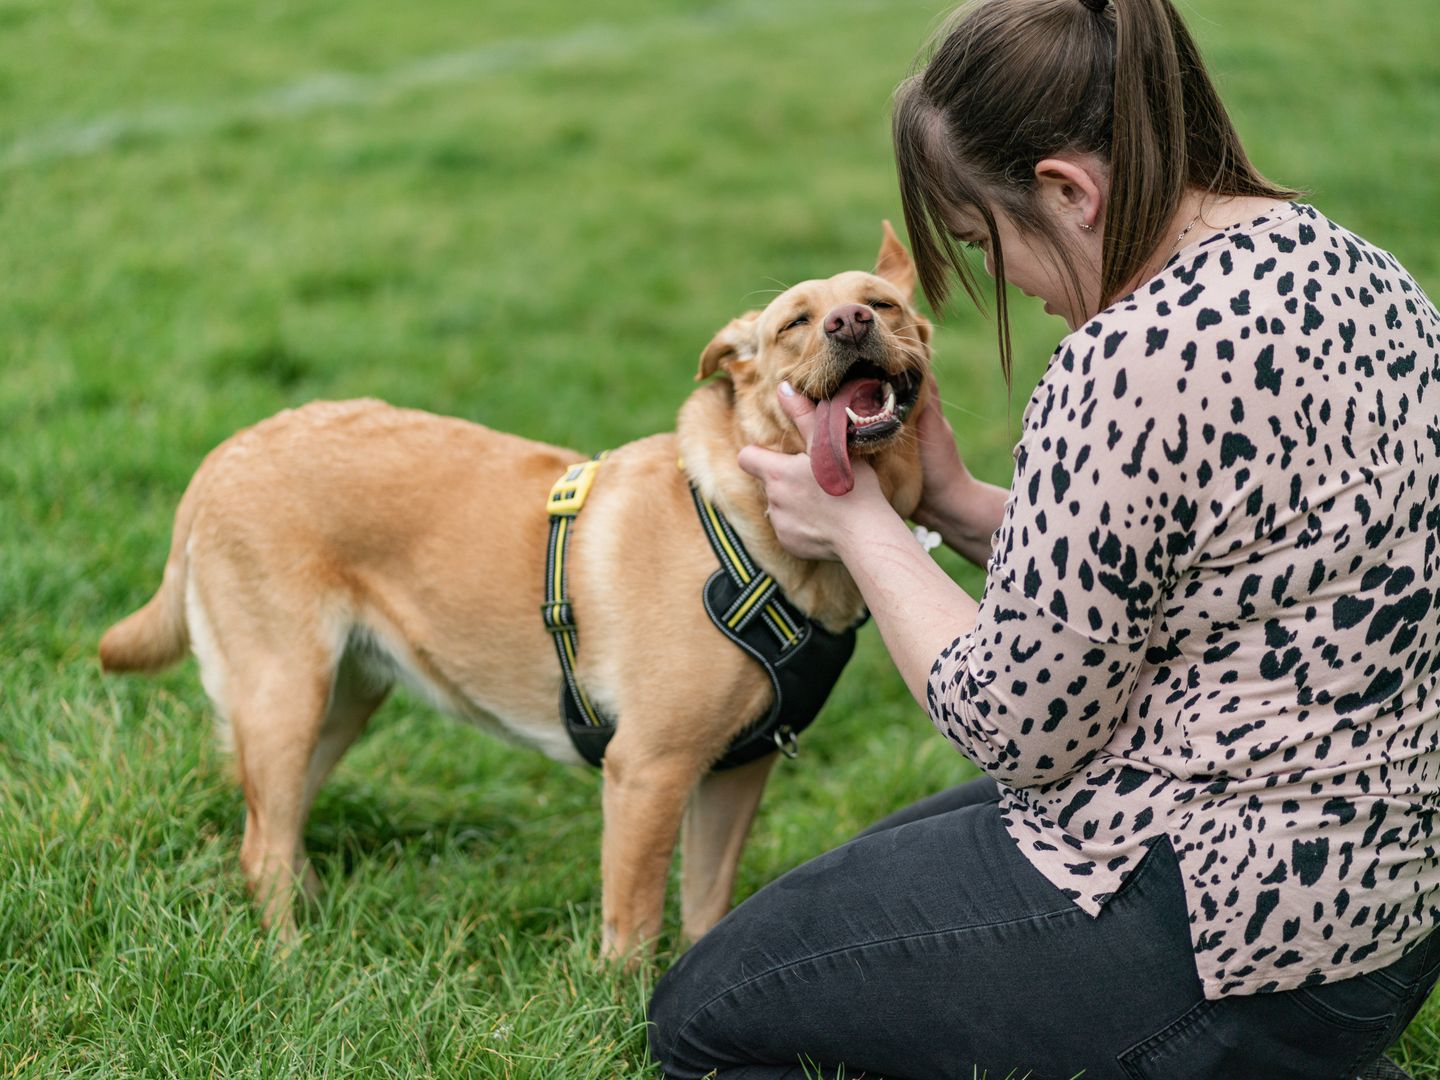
[737,427,846,561]
[736,443,790,482]
[776,380,817,444]
[915,377,966,481]
[737,380,893,561]
[736,384,815,483]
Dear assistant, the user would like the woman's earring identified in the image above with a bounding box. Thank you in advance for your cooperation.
[1079,221,1095,233]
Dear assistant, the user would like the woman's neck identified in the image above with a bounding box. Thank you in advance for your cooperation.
[1120,190,1290,299]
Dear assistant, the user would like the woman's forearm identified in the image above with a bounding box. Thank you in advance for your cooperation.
[835,503,981,710]
[913,473,1010,568]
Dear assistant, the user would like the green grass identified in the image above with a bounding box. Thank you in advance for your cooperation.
[2,0,1438,1075]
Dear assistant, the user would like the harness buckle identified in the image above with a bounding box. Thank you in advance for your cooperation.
[548,458,605,517]
[772,724,799,760]
[541,601,577,635]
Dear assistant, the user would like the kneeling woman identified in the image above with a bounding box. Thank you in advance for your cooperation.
[648,0,1440,1077]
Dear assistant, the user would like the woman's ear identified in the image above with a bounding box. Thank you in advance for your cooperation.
[1033,156,1105,232]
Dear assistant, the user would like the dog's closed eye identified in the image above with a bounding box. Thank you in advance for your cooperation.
[781,313,810,333]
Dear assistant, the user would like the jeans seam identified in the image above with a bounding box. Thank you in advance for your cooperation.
[1365,965,1411,999]
[1118,998,1215,1080]
[668,904,1079,1058]
[1291,986,1396,1032]
[1118,995,1395,1080]
[1340,1020,1397,1079]
[1413,926,1440,988]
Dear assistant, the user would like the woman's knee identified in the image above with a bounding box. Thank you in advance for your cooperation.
[647,895,828,1078]
[648,941,738,1079]
[646,956,691,1075]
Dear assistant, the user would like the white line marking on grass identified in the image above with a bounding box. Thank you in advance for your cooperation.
[0,0,910,171]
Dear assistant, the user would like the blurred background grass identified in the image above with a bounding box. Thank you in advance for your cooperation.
[1,0,1437,1075]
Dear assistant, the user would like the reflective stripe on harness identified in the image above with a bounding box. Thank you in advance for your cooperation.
[541,456,862,770]
[542,457,610,742]
[692,493,804,649]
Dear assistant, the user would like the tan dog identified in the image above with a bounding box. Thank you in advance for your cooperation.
[99,222,932,959]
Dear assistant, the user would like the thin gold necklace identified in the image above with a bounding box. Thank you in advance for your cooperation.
[1173,212,1203,254]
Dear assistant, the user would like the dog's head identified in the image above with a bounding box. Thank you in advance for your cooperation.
[698,222,932,498]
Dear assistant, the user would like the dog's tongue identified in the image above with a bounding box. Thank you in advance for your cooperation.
[809,378,881,497]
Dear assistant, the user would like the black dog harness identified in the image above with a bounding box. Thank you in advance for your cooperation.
[541,457,860,770]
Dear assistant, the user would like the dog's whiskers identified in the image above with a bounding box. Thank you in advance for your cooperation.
[933,394,995,422]
[780,346,832,394]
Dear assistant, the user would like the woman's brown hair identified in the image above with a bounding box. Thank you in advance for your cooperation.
[893,0,1297,381]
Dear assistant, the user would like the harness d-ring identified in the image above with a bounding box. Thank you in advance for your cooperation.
[773,724,799,759]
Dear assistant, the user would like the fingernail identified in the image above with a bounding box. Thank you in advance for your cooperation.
[779,381,795,397]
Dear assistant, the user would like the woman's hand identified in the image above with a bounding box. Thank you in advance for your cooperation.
[912,375,973,528]
[909,376,1011,568]
[736,383,896,563]
[739,381,982,711]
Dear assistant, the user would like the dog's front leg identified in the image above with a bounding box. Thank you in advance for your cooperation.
[679,754,776,944]
[598,735,705,963]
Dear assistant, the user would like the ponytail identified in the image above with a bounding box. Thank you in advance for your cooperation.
[893,0,1297,375]
[1102,0,1293,306]
[1104,0,1188,307]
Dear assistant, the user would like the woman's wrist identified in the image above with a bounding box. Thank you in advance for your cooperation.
[913,472,1009,567]
[832,491,912,566]
[830,495,981,709]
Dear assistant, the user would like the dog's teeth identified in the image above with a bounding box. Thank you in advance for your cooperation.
[846,404,896,428]
[884,387,896,413]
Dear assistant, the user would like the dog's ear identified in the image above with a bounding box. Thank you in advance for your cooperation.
[910,313,934,347]
[874,219,917,299]
[697,311,761,381]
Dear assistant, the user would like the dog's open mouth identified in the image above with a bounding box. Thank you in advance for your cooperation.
[808,362,922,496]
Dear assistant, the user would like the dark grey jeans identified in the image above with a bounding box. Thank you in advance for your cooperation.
[648,776,1440,1080]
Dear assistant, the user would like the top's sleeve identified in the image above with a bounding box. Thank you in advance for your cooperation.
[927,330,1200,787]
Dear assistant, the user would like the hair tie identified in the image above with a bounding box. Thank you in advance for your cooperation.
[1079,0,1108,11]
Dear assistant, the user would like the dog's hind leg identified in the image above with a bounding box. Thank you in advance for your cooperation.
[678,753,776,945]
[229,661,334,943]
[599,731,708,962]
[293,647,391,898]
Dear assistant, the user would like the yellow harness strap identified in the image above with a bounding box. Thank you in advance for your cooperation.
[542,456,610,733]
[540,455,860,770]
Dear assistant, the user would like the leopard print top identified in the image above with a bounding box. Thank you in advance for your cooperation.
[928,203,1440,997]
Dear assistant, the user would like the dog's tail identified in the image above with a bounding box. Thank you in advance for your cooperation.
[99,478,201,674]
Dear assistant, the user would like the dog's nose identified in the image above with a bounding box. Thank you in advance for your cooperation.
[824,304,873,345]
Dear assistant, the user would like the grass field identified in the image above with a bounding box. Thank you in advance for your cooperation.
[2,0,1438,1075]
